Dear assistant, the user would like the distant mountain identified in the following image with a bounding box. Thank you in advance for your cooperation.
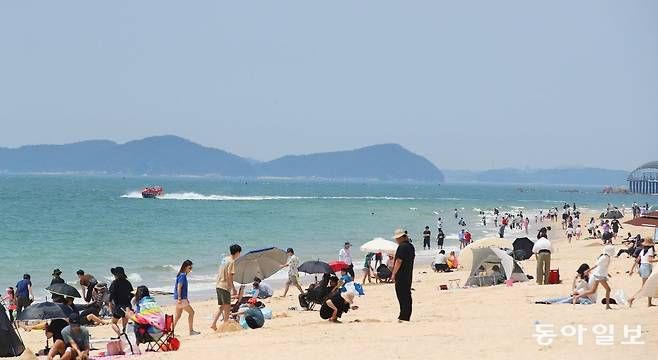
[442,168,629,186]
[0,136,444,182]
[255,143,444,182]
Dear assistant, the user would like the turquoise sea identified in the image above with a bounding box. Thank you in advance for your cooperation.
[0,175,654,299]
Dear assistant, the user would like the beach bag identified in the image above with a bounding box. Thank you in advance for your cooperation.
[119,324,141,355]
[106,339,123,356]
[548,269,560,284]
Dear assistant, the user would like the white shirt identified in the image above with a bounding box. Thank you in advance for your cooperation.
[437,220,443,229]
[640,247,655,264]
[566,228,574,235]
[532,237,553,253]
[339,248,352,265]
[432,253,447,265]
[592,254,611,277]
[575,227,582,235]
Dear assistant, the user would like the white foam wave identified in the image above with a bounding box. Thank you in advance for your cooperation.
[121,192,415,201]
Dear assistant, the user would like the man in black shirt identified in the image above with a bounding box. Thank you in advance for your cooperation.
[422,226,431,250]
[392,228,415,321]
[50,269,65,303]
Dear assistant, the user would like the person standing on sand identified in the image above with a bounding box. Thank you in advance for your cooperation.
[211,244,241,331]
[532,228,552,285]
[464,230,472,247]
[628,238,657,307]
[422,226,431,250]
[437,217,443,232]
[391,229,415,322]
[173,260,200,336]
[281,248,304,297]
[522,217,529,234]
[339,242,355,279]
[458,230,466,249]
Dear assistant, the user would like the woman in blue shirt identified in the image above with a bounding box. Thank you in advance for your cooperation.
[173,260,200,336]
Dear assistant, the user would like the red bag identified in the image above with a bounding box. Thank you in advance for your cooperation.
[548,269,560,284]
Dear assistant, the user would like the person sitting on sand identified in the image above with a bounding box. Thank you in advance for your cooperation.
[375,263,393,283]
[447,251,459,269]
[47,312,90,360]
[80,282,110,326]
[537,264,595,304]
[233,297,264,329]
[252,277,273,299]
[573,245,615,309]
[628,237,657,307]
[320,291,358,323]
[130,286,165,343]
[432,250,451,272]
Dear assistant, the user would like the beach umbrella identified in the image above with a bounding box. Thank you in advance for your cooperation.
[46,283,81,299]
[16,302,73,321]
[600,209,624,219]
[233,247,288,284]
[360,237,398,254]
[512,237,534,260]
[329,261,349,272]
[458,237,513,270]
[298,260,333,275]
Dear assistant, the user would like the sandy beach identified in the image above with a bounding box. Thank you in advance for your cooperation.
[14,212,657,359]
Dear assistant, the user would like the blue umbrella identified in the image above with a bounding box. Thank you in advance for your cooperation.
[233,247,288,284]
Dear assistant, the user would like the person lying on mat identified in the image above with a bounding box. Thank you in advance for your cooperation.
[535,263,595,305]
[320,291,358,323]
[47,313,90,360]
[232,297,265,329]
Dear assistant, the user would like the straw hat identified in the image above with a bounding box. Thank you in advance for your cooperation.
[642,237,654,247]
[394,229,407,239]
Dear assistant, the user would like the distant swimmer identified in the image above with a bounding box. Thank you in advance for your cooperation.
[454,208,459,219]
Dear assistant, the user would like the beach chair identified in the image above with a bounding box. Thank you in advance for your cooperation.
[139,314,176,352]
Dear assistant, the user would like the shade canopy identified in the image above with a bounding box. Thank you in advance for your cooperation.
[298,260,333,275]
[624,211,658,228]
[360,237,398,254]
[16,302,73,321]
[233,247,288,284]
[46,283,81,299]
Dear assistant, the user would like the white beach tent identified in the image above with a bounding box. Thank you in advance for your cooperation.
[464,246,528,287]
[458,237,513,270]
[360,237,398,254]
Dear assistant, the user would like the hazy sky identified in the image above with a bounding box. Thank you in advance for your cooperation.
[1,1,656,170]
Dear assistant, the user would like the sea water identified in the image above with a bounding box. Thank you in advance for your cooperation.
[0,174,653,299]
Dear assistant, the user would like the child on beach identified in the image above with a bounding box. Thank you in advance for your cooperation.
[2,287,16,322]
[573,246,615,309]
[173,259,200,336]
[566,225,574,243]
[575,225,582,240]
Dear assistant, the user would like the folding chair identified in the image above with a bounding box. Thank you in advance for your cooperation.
[143,314,175,352]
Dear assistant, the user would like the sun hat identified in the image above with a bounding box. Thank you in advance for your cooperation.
[394,229,407,239]
[52,269,62,276]
[94,282,107,289]
[642,237,654,247]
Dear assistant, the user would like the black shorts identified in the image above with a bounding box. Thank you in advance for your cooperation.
[375,253,382,261]
[245,316,263,329]
[112,304,132,319]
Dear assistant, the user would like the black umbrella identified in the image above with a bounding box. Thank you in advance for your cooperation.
[16,302,73,321]
[512,237,534,260]
[298,260,333,274]
[46,283,81,298]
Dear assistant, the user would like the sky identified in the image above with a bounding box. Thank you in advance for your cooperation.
[1,1,657,171]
